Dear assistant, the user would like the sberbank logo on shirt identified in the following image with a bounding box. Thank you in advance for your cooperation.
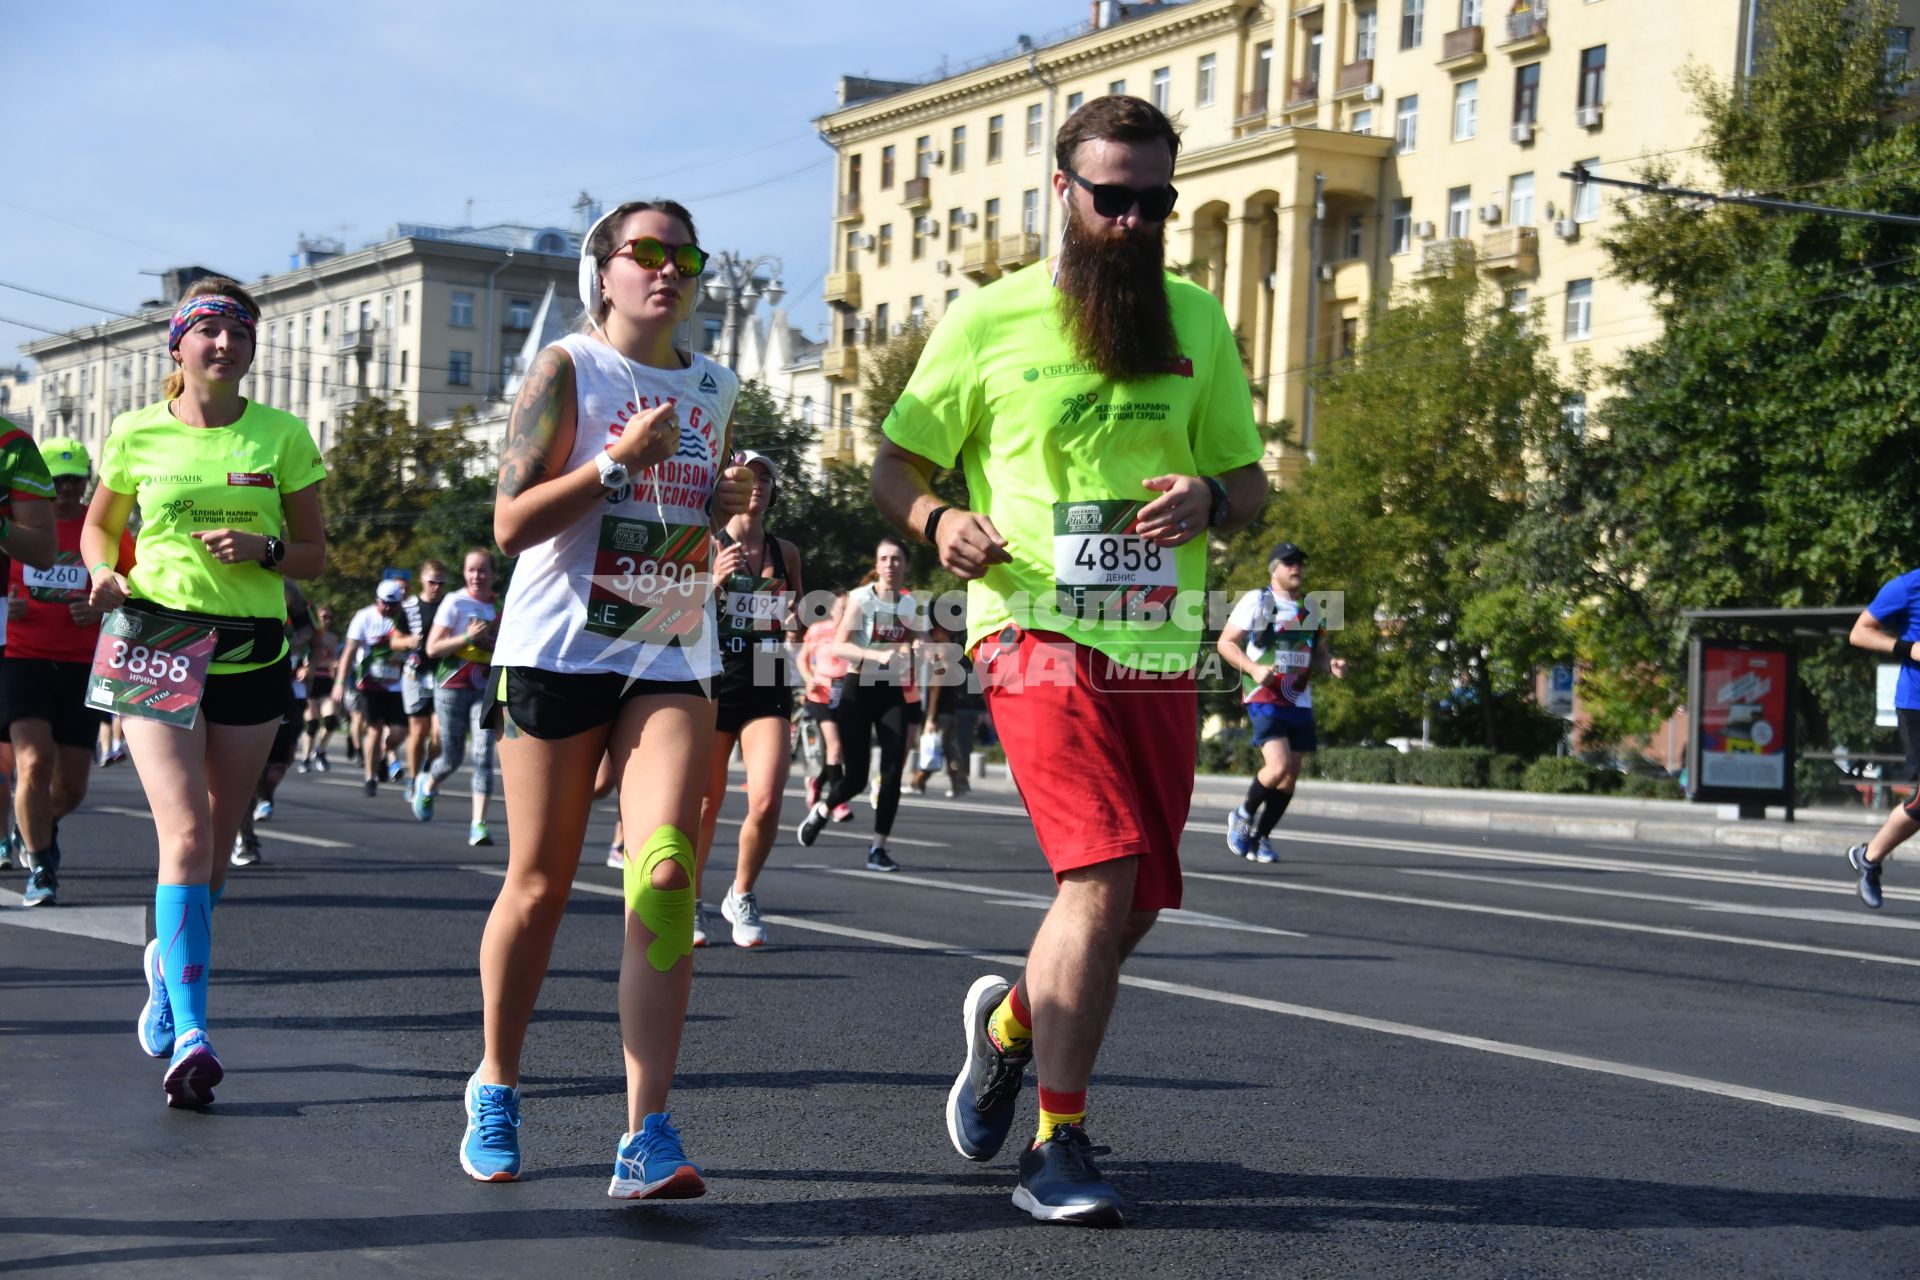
[1024,361,1096,382]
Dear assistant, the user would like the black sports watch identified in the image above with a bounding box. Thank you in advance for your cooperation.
[1202,475,1231,528]
[261,535,286,569]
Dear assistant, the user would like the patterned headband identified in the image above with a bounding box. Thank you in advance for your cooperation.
[168,295,256,352]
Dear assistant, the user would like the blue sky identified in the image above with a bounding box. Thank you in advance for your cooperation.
[0,0,1076,365]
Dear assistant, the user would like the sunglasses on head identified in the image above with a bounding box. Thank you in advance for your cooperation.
[609,236,709,278]
[1064,169,1179,222]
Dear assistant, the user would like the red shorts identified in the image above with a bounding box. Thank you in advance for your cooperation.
[977,626,1196,912]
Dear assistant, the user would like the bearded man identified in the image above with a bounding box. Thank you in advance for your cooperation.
[871,95,1268,1227]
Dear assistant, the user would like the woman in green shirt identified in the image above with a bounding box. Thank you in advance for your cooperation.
[82,276,328,1109]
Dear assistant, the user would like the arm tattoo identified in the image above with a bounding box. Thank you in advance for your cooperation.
[498,348,572,499]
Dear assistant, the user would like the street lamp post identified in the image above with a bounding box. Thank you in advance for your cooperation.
[703,251,785,373]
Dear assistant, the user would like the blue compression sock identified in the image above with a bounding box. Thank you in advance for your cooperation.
[154,884,212,1037]
[209,882,225,911]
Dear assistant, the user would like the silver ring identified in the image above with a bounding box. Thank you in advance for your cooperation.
[1177,518,1188,532]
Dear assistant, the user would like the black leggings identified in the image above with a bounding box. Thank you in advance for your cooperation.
[825,682,909,838]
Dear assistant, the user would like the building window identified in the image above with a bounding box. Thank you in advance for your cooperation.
[448,351,472,385]
[988,115,1004,162]
[847,154,863,195]
[1339,317,1359,358]
[1401,0,1424,49]
[1390,198,1413,255]
[915,134,932,177]
[1067,91,1084,114]
[875,303,890,340]
[1514,63,1540,125]
[1447,186,1473,238]
[1453,78,1478,140]
[1306,30,1324,91]
[944,288,959,309]
[359,300,372,331]
[880,145,895,188]
[322,310,330,338]
[1509,172,1535,227]
[1151,67,1171,111]
[1395,95,1418,152]
[702,319,722,353]
[909,295,926,327]
[1573,160,1601,221]
[382,293,393,332]
[912,219,926,261]
[1025,103,1044,153]
[948,207,965,252]
[450,291,474,327]
[400,351,409,384]
[1459,0,1482,27]
[508,298,533,329]
[1344,213,1365,259]
[1579,46,1607,110]
[951,125,967,172]
[1351,107,1374,134]
[1563,393,1588,438]
[1022,189,1039,235]
[984,198,1001,241]
[401,290,411,324]
[878,224,893,267]
[1109,79,1126,95]
[1507,286,1529,317]
[1888,27,1913,82]
[1356,5,1377,60]
[1564,279,1592,340]
[1197,54,1216,106]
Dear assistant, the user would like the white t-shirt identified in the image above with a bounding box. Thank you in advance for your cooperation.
[346,603,405,693]
[846,585,928,691]
[432,588,499,691]
[1226,586,1317,709]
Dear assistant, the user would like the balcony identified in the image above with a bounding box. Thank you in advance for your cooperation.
[902,176,931,209]
[1290,1,1324,14]
[1478,226,1539,275]
[1285,76,1319,110]
[835,192,864,222]
[997,232,1041,269]
[337,325,377,354]
[1439,25,1486,70]
[960,238,1000,280]
[1416,238,1474,279]
[333,383,371,411]
[1236,86,1270,123]
[1334,59,1374,99]
[820,345,860,382]
[1500,10,1548,53]
[823,271,862,309]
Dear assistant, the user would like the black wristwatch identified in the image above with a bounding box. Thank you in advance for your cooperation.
[261,535,286,569]
[923,504,952,546]
[1202,475,1231,528]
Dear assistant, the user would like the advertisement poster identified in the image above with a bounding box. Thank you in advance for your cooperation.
[1698,645,1789,791]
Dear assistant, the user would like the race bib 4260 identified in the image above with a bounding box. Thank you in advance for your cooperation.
[24,551,90,603]
[1052,499,1177,623]
[586,517,712,642]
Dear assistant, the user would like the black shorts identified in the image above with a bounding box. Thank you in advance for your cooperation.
[498,667,713,742]
[203,656,297,727]
[308,675,335,702]
[360,686,407,727]
[1898,708,1920,782]
[801,699,838,724]
[0,657,105,747]
[715,680,793,737]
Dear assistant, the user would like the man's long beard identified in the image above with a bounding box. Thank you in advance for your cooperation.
[1054,206,1178,383]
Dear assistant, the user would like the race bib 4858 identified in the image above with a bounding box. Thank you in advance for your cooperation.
[1052,499,1177,623]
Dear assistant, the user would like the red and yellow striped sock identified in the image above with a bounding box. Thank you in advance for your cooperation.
[1036,1085,1087,1144]
[987,980,1032,1054]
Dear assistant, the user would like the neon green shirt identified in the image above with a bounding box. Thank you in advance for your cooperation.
[881,263,1263,671]
[100,400,326,672]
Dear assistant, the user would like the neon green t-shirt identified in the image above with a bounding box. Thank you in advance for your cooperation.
[881,263,1263,671]
[100,400,327,672]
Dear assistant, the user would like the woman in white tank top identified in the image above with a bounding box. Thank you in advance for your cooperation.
[460,199,751,1198]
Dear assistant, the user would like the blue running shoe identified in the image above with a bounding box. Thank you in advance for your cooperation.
[468,820,492,847]
[1013,1124,1126,1228]
[1849,843,1885,910]
[163,1029,223,1108]
[21,865,56,906]
[253,799,273,822]
[946,973,1031,1161]
[460,1071,522,1182]
[1251,837,1278,865]
[137,938,174,1058]
[608,1113,705,1199]
[1225,807,1255,859]
[411,785,434,823]
[388,759,407,782]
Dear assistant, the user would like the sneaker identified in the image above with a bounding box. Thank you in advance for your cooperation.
[296,756,312,774]
[0,841,13,871]
[137,938,174,1058]
[229,833,262,868]
[253,799,273,822]
[866,845,899,873]
[945,974,1031,1161]
[831,803,854,823]
[21,865,56,906]
[1251,837,1278,865]
[411,785,434,823]
[1013,1124,1126,1228]
[692,901,709,948]
[7,823,24,867]
[459,1071,522,1182]
[163,1029,224,1109]
[1225,807,1255,859]
[403,778,416,802]
[796,802,829,847]
[105,740,128,766]
[607,1112,705,1199]
[345,739,360,763]
[806,775,821,809]
[314,751,331,774]
[606,843,625,870]
[950,775,971,797]
[362,778,378,797]
[721,887,767,947]
[387,759,407,782]
[468,820,493,847]
[1849,843,1885,910]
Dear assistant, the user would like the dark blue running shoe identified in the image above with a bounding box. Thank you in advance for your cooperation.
[1013,1124,1126,1227]
[163,1029,223,1109]
[608,1112,704,1199]
[1849,843,1885,910]
[946,974,1031,1162]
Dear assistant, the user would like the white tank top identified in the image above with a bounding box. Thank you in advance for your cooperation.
[492,332,739,681]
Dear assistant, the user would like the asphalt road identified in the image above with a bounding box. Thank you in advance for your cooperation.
[4,761,1917,1277]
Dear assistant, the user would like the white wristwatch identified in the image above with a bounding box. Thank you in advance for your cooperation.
[593,449,630,490]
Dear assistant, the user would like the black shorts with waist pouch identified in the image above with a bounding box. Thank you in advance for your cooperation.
[114,598,293,728]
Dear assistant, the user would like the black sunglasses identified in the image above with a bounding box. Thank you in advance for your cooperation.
[1064,169,1179,222]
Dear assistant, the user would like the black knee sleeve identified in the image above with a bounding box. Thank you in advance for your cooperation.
[323,713,340,731]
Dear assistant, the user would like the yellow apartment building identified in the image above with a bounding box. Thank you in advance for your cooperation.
[813,0,1920,473]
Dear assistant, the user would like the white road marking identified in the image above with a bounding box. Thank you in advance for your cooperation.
[93,806,353,849]
[1184,870,1920,969]
[1583,842,1758,863]
[0,889,144,946]
[461,863,1920,1136]
[1402,868,1920,932]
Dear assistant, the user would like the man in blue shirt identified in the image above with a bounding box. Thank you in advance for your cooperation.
[1843,570,1920,909]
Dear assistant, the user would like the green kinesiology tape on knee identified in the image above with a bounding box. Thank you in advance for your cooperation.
[623,823,695,972]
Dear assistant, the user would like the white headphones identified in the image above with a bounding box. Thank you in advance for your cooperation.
[578,205,622,317]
